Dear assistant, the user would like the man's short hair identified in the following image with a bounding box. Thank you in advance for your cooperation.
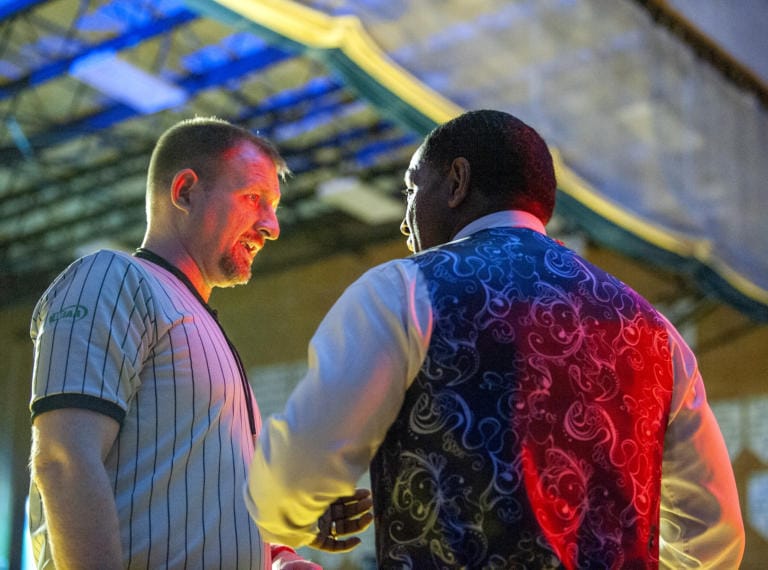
[147,116,289,195]
[420,109,556,222]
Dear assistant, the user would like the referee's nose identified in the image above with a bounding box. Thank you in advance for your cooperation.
[258,203,280,241]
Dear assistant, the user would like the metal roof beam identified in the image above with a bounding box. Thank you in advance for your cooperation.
[0,0,47,22]
[1,194,147,274]
[0,8,198,101]
[0,151,151,221]
[240,76,343,118]
[0,45,293,165]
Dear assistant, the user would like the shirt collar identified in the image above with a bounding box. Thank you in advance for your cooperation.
[453,210,547,241]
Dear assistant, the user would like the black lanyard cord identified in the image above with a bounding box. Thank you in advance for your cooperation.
[133,248,257,438]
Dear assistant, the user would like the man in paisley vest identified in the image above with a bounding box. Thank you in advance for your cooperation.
[246,110,744,569]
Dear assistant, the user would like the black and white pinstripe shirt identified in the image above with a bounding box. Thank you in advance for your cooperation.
[29,249,266,569]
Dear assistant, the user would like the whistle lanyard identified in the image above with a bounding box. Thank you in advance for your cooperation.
[133,248,257,439]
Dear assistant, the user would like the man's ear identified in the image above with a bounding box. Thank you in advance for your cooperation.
[447,157,470,208]
[170,169,199,213]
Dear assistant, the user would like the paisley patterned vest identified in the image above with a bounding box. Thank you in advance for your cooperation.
[370,227,673,569]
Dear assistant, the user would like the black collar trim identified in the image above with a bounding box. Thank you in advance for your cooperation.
[133,248,218,320]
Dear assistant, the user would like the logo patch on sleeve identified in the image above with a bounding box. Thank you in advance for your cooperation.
[48,304,89,323]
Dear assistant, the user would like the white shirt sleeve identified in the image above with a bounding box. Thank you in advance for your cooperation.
[659,323,745,569]
[245,259,432,547]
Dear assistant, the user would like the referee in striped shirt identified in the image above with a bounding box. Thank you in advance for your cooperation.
[28,117,372,569]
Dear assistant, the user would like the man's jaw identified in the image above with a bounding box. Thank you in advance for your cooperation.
[217,237,263,286]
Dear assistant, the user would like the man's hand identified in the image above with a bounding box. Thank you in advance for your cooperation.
[271,548,322,570]
[310,489,374,553]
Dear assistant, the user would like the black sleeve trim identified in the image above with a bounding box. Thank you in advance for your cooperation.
[31,394,126,425]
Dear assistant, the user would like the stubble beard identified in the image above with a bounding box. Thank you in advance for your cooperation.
[219,249,252,286]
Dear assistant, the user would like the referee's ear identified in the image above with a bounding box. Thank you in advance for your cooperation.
[170,168,199,214]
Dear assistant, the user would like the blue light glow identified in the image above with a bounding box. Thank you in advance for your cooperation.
[70,50,188,114]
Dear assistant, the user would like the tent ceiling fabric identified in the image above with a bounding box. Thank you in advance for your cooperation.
[0,0,766,322]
